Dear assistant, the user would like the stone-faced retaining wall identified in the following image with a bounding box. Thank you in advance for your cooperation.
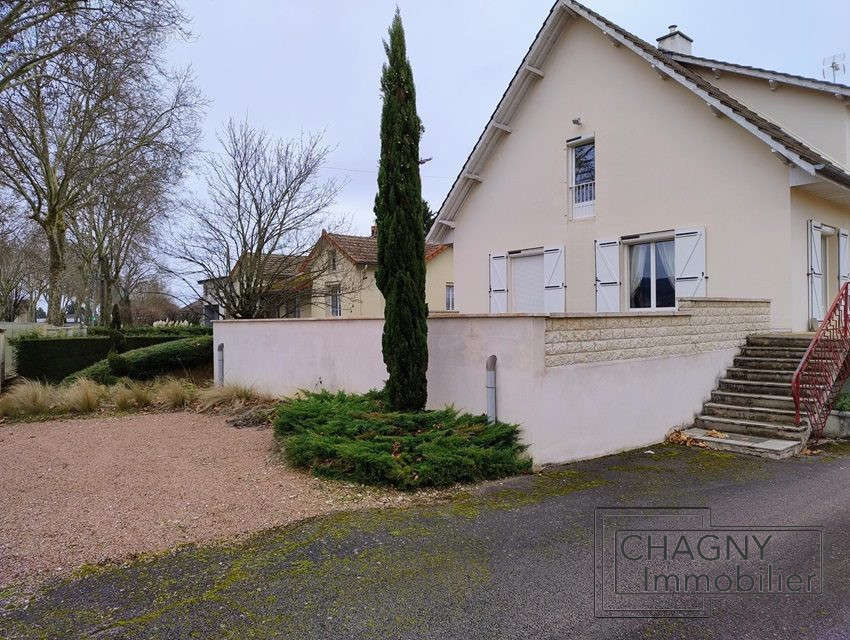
[544,297,771,367]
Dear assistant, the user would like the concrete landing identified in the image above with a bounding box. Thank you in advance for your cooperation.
[683,427,804,460]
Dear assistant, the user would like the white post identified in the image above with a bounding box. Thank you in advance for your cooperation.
[216,343,224,387]
[486,354,497,423]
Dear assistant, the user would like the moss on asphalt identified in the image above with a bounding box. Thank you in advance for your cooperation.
[4,441,847,638]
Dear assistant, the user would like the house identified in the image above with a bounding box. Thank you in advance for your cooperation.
[214,3,850,461]
[426,1,850,334]
[295,230,454,318]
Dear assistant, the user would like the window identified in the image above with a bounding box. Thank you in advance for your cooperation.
[327,250,337,272]
[629,240,675,309]
[569,139,595,219]
[327,284,341,317]
[445,283,455,311]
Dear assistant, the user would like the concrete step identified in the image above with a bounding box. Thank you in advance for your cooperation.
[746,334,813,349]
[682,427,804,459]
[739,346,807,360]
[702,402,800,425]
[725,367,794,383]
[711,390,795,410]
[733,356,802,371]
[718,378,792,397]
[694,415,808,442]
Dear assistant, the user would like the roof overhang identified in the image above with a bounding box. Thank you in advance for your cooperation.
[669,52,850,99]
[427,0,850,244]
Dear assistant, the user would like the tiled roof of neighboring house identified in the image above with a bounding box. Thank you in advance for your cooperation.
[319,231,449,267]
[427,0,850,242]
[668,51,850,96]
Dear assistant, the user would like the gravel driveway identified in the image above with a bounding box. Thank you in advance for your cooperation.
[0,412,429,590]
[4,441,850,639]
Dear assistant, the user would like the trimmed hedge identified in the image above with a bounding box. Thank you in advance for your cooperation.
[13,337,113,383]
[88,325,212,337]
[65,335,213,385]
[274,390,532,490]
[12,334,193,383]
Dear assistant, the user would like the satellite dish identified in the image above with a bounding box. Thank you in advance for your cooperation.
[823,52,846,82]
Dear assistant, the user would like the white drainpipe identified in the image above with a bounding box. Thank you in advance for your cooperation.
[216,343,224,386]
[486,354,497,423]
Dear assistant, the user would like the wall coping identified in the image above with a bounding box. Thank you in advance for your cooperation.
[678,296,771,304]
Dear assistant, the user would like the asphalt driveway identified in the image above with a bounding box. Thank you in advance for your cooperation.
[3,442,850,639]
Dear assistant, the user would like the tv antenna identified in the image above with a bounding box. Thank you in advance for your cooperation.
[823,52,846,82]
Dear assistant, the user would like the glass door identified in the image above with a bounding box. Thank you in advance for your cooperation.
[629,240,675,310]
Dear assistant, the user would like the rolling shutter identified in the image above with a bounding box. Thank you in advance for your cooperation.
[839,228,850,288]
[489,253,507,313]
[808,220,824,323]
[595,239,620,312]
[674,227,707,297]
[543,246,566,313]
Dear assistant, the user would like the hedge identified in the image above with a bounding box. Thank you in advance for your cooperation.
[12,334,191,383]
[65,335,213,385]
[88,325,212,337]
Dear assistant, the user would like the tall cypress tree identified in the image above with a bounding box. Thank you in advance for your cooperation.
[374,9,428,411]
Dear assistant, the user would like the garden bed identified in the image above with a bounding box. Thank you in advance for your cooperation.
[274,390,532,490]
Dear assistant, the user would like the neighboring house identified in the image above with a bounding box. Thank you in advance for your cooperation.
[199,254,306,323]
[297,230,454,318]
[426,0,850,332]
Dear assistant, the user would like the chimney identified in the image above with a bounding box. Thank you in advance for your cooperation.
[656,24,692,55]
[371,225,377,237]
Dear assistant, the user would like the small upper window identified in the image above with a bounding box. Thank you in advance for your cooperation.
[327,284,342,317]
[569,140,595,219]
[445,283,455,311]
[328,250,337,271]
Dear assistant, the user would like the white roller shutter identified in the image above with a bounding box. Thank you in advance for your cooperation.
[489,253,507,313]
[674,227,707,297]
[595,239,620,312]
[808,220,825,323]
[543,246,566,313]
[839,228,850,288]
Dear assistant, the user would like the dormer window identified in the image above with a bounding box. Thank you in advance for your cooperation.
[569,139,595,219]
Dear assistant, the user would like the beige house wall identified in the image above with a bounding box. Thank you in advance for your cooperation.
[450,18,796,327]
[299,242,454,318]
[789,189,850,330]
[425,246,454,313]
[696,70,850,169]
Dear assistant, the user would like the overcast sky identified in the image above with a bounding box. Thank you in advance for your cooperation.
[168,0,850,235]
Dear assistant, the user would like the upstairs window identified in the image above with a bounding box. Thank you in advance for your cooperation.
[327,250,337,272]
[569,139,595,219]
[327,284,342,317]
[445,283,455,311]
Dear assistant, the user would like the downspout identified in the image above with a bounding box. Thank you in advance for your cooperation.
[486,355,497,423]
[216,343,224,387]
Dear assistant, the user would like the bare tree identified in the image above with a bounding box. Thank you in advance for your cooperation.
[0,1,187,96]
[0,1,200,325]
[171,118,344,319]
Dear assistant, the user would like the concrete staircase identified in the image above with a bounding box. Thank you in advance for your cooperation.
[682,333,813,459]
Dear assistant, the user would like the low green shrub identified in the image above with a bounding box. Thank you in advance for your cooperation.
[88,325,212,337]
[835,392,850,412]
[66,336,213,385]
[274,390,532,490]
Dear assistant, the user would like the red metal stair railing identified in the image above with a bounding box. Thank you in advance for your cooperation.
[792,282,850,440]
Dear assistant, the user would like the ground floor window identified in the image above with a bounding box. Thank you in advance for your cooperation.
[445,283,455,311]
[629,240,675,309]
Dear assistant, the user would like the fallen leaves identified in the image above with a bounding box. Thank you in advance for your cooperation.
[666,429,709,448]
[705,429,728,439]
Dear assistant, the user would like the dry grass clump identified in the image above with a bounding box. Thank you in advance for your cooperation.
[154,378,197,409]
[196,384,273,411]
[0,380,56,417]
[112,381,153,411]
[60,379,108,413]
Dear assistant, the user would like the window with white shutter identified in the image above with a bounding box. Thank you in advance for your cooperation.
[595,239,620,312]
[674,227,707,298]
[543,246,565,313]
[489,254,508,313]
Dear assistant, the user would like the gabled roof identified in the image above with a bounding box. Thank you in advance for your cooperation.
[303,230,450,270]
[669,51,850,98]
[427,0,850,243]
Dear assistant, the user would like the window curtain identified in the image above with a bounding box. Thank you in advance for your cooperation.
[655,241,676,307]
[629,243,650,307]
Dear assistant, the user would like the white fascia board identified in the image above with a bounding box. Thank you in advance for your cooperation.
[564,1,821,178]
[669,54,850,98]
[427,3,572,243]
